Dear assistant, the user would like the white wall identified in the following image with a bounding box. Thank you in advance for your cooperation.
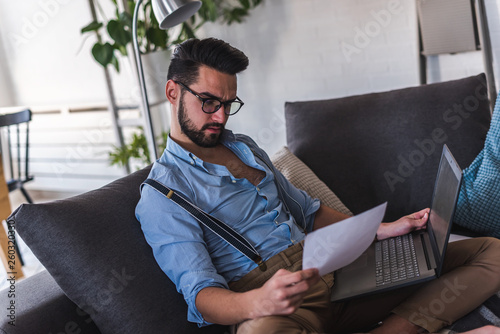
[0,0,139,106]
[201,0,422,154]
[427,1,500,85]
[199,0,500,155]
[0,29,15,107]
[0,0,499,192]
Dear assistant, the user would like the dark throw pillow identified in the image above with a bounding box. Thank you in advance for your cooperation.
[286,74,492,222]
[11,166,227,334]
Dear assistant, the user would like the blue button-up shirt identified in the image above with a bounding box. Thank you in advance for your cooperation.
[136,130,320,326]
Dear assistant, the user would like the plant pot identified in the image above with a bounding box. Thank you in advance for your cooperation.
[141,49,171,105]
[141,49,172,146]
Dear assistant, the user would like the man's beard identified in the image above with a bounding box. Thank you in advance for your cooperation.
[178,96,224,148]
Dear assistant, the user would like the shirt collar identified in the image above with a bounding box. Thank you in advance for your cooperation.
[164,129,236,165]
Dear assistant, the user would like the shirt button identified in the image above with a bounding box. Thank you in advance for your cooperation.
[190,161,194,165]
[232,180,236,183]
[256,187,260,191]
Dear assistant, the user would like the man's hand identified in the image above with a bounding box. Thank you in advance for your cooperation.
[247,268,321,318]
[376,208,429,241]
[195,268,321,325]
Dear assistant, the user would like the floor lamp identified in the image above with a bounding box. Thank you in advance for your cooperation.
[132,0,202,160]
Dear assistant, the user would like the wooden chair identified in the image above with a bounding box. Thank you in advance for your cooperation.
[0,109,34,266]
[0,109,34,204]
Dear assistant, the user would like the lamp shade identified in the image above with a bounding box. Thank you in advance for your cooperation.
[152,0,202,29]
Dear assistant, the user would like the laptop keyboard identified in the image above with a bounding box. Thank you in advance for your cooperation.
[375,234,420,286]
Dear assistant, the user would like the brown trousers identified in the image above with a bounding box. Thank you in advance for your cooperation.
[229,237,500,334]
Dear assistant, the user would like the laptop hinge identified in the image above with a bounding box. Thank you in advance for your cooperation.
[420,233,436,271]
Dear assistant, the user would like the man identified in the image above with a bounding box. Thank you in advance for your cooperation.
[136,38,500,334]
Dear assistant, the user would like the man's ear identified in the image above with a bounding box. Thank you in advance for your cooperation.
[165,80,178,104]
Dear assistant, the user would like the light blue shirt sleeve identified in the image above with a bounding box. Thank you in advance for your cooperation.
[136,176,228,327]
[136,132,320,327]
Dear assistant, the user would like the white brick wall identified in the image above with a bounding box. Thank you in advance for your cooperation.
[200,0,499,155]
[0,0,498,192]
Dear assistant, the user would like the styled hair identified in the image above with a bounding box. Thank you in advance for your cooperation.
[167,38,249,85]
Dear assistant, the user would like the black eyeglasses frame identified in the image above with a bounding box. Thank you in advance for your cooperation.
[174,81,244,116]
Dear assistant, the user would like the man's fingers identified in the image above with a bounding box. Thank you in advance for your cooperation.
[409,208,429,220]
[285,276,317,295]
[275,268,319,287]
[417,212,428,226]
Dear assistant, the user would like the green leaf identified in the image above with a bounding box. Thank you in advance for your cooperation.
[107,19,132,46]
[251,0,263,7]
[129,132,150,163]
[126,0,135,15]
[110,55,120,72]
[108,128,155,168]
[146,27,168,50]
[183,22,196,39]
[148,3,160,26]
[157,131,170,152]
[115,44,128,56]
[198,0,218,22]
[91,42,114,67]
[225,7,249,24]
[109,145,129,167]
[239,0,251,9]
[118,12,133,28]
[81,20,103,34]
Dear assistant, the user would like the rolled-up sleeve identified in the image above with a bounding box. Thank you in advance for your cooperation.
[136,178,228,327]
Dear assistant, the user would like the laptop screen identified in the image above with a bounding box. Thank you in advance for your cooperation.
[427,145,462,263]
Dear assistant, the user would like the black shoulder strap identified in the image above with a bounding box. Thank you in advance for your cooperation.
[143,178,267,271]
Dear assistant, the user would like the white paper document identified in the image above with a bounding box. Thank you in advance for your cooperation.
[303,202,387,276]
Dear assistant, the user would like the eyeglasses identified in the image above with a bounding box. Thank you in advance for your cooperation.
[174,81,244,116]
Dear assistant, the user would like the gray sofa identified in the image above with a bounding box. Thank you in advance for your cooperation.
[1,73,496,334]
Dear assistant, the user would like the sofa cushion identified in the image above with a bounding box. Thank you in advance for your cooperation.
[0,270,101,334]
[286,74,492,222]
[271,146,352,216]
[12,167,226,334]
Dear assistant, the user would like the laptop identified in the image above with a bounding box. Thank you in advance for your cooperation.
[330,144,462,302]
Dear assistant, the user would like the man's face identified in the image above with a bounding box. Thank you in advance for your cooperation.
[176,66,237,148]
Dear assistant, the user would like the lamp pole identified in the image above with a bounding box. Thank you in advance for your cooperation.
[131,0,202,161]
[132,0,158,161]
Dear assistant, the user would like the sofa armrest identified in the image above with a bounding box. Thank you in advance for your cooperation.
[0,270,101,334]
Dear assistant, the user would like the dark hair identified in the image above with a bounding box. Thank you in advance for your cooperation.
[167,38,249,85]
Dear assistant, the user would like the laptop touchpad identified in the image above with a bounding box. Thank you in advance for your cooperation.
[343,252,369,271]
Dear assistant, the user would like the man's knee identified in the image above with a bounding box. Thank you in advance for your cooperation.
[236,316,306,334]
[478,237,500,265]
[474,237,500,287]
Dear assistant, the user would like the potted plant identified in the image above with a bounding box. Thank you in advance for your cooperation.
[109,129,169,169]
[81,0,264,72]
[82,0,264,170]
